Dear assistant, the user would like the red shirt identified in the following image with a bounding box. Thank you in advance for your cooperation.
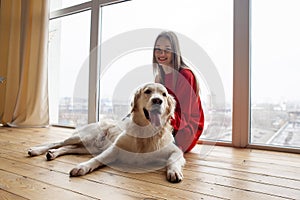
[164,68,204,152]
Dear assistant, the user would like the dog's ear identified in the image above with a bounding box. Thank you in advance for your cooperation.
[166,94,176,119]
[130,87,142,113]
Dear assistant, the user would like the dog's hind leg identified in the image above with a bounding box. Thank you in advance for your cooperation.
[46,145,89,160]
[28,142,62,157]
[28,135,82,157]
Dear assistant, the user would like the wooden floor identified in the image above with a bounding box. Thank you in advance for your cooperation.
[0,127,299,200]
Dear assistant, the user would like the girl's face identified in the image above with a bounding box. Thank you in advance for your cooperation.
[154,37,173,67]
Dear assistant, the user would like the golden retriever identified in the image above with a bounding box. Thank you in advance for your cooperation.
[28,83,185,183]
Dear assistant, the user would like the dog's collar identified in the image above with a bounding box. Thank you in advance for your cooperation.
[121,113,131,121]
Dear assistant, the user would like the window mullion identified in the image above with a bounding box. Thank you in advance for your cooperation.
[88,0,100,123]
[232,0,250,147]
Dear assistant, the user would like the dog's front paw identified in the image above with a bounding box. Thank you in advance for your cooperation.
[69,164,92,177]
[167,168,183,183]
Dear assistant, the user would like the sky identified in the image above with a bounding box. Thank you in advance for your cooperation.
[251,0,300,103]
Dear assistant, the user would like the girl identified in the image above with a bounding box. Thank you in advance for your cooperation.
[152,31,204,153]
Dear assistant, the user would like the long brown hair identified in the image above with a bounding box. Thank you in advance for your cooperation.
[152,31,200,95]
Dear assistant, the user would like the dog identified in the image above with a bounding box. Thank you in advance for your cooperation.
[28,83,185,183]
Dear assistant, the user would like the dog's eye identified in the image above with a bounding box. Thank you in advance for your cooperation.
[162,92,167,97]
[144,89,152,94]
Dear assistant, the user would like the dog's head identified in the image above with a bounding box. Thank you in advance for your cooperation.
[131,83,175,127]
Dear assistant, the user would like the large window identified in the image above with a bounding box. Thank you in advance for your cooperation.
[48,0,300,152]
[99,0,233,142]
[48,2,90,127]
[251,0,300,149]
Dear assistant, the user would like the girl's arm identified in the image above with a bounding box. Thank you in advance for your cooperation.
[171,69,202,152]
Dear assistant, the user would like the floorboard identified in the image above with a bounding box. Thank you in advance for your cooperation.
[0,127,299,200]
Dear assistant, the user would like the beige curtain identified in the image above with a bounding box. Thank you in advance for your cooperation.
[0,0,49,127]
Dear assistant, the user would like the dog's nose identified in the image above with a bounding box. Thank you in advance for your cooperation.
[152,98,162,105]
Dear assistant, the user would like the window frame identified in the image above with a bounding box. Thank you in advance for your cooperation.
[233,0,299,153]
[232,0,250,148]
[49,0,128,124]
[49,0,300,153]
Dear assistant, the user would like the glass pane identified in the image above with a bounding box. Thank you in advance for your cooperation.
[50,0,90,12]
[99,0,233,142]
[251,0,300,148]
[48,11,91,127]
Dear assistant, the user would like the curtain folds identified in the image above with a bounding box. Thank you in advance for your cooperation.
[0,0,49,127]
